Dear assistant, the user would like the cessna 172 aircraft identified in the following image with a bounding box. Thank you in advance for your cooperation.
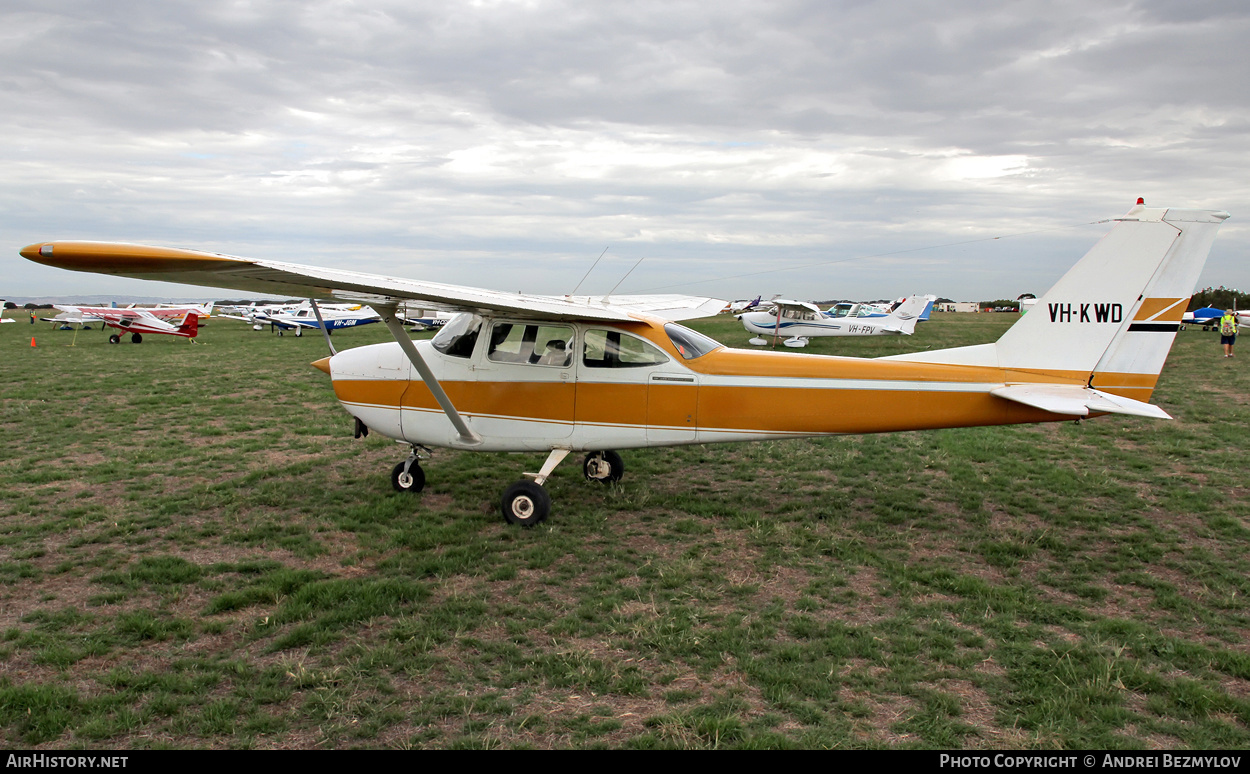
[21,200,1227,525]
[740,294,931,346]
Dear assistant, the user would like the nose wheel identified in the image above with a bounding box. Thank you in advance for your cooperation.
[390,445,429,493]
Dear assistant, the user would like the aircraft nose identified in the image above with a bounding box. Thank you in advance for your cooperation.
[311,356,332,375]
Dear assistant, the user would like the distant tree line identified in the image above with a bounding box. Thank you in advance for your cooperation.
[979,299,1020,311]
[1189,288,1249,311]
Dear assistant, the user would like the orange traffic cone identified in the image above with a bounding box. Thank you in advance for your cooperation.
[30,337,36,348]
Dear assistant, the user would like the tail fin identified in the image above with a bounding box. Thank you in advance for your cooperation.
[886,202,1229,401]
[177,312,199,338]
[880,295,930,334]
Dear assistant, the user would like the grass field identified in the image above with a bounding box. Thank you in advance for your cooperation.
[1,310,1248,749]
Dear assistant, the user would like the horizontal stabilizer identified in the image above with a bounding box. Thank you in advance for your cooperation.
[990,384,1171,419]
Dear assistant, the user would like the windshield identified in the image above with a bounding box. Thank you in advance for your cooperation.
[664,323,723,360]
[431,313,482,358]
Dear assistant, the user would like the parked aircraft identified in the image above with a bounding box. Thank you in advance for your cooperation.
[221,300,380,336]
[825,301,890,320]
[21,201,1227,525]
[401,306,452,331]
[740,295,930,347]
[826,295,937,322]
[727,296,764,314]
[1181,307,1224,330]
[89,308,200,343]
[43,303,212,330]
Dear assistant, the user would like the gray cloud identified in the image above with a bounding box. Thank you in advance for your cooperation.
[4,0,1248,302]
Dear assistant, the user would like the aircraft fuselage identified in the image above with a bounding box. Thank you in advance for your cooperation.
[322,316,1142,453]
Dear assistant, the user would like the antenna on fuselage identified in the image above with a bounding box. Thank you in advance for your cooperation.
[570,246,609,296]
[603,257,645,305]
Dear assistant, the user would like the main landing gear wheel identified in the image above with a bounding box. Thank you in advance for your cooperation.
[501,480,551,526]
[391,461,425,493]
[108,334,121,344]
[131,333,142,344]
[583,450,625,483]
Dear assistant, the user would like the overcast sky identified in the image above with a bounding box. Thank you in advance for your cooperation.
[4,0,1247,303]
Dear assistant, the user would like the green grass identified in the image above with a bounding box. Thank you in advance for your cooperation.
[0,312,1248,748]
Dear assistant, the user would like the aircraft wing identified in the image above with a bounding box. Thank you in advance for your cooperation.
[22,242,725,323]
[990,384,1171,419]
[769,299,823,315]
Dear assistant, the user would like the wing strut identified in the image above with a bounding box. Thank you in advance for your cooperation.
[308,299,337,356]
[379,306,482,446]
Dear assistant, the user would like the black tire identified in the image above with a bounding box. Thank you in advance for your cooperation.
[295,327,303,337]
[391,461,425,493]
[501,480,551,526]
[582,450,625,483]
[108,334,121,344]
[131,333,142,344]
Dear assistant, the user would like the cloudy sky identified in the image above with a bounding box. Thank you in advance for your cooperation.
[4,0,1247,303]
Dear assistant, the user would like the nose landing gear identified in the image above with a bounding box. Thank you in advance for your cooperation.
[391,444,430,493]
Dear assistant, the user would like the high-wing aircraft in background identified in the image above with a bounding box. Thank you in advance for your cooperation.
[826,295,937,322]
[21,200,1228,525]
[739,294,931,347]
[44,302,212,330]
[86,308,200,343]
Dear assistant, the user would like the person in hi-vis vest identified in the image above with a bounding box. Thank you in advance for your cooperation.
[1220,310,1238,358]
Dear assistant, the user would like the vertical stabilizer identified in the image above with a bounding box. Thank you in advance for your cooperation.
[883,202,1229,389]
[177,312,199,338]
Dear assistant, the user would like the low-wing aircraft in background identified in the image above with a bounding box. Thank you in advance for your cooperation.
[1181,307,1224,329]
[220,299,381,336]
[740,294,931,347]
[21,200,1228,525]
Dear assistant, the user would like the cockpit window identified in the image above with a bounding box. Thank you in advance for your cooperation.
[664,323,723,360]
[431,313,482,358]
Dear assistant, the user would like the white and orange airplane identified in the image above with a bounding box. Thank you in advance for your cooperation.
[21,200,1227,525]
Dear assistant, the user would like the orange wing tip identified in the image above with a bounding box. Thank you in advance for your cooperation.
[20,241,245,274]
[311,357,332,375]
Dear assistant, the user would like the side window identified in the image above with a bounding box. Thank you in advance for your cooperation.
[582,329,670,368]
[488,323,573,367]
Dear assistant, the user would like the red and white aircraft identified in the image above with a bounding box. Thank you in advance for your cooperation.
[88,308,200,343]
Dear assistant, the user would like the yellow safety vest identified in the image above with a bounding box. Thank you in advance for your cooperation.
[1221,314,1238,336]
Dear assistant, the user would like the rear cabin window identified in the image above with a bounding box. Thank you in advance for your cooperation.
[582,330,670,368]
[488,323,574,367]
